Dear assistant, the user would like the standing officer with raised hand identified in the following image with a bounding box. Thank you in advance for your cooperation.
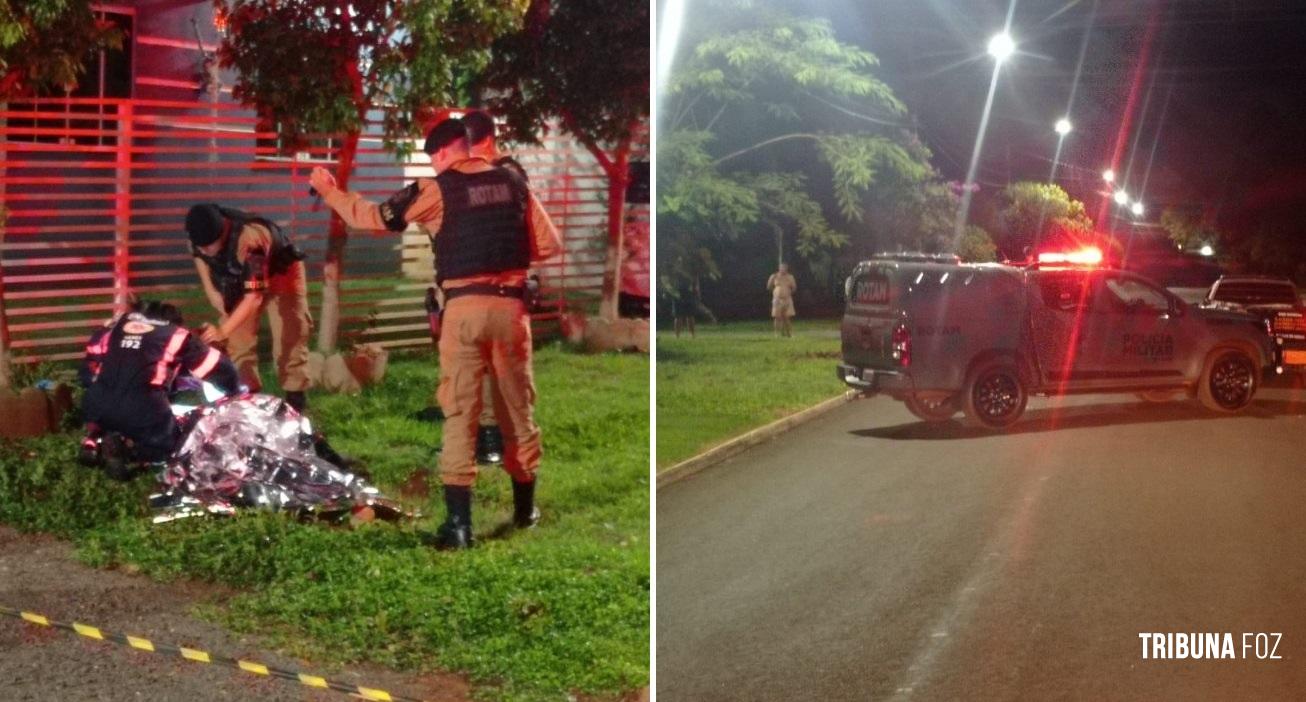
[308,117,561,550]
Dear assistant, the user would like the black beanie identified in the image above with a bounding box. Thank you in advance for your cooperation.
[186,203,226,247]
[424,118,468,155]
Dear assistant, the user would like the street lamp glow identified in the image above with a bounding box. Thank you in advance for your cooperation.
[1103,169,1115,183]
[1200,244,1215,257]
[1113,189,1129,205]
[1054,118,1072,135]
[1131,201,1144,217]
[987,32,1015,62]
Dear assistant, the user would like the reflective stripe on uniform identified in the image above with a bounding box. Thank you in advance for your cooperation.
[190,347,222,378]
[150,329,189,386]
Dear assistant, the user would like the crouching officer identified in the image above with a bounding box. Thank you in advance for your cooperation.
[80,300,242,478]
[185,203,313,412]
[309,117,561,549]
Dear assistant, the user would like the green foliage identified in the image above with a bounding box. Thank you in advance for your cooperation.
[997,181,1094,258]
[817,135,929,223]
[742,171,845,255]
[1159,208,1220,251]
[1225,216,1306,285]
[0,0,122,98]
[956,225,998,263]
[215,0,521,154]
[478,0,649,150]
[657,130,759,233]
[658,2,937,302]
[666,7,902,125]
[0,350,649,701]
[859,176,956,256]
[656,320,843,468]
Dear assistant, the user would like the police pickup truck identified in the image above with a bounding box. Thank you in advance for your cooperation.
[837,253,1277,428]
[1203,275,1306,375]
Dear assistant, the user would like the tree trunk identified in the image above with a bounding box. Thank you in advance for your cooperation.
[598,141,631,320]
[318,8,364,354]
[563,115,635,320]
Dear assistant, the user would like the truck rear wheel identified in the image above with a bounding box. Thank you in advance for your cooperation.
[963,360,1027,429]
[903,394,957,422]
[1197,349,1258,412]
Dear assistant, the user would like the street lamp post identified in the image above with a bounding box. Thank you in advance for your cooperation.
[956,31,1016,240]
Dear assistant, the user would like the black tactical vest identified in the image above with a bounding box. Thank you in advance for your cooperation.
[494,156,529,184]
[193,207,304,312]
[432,168,531,286]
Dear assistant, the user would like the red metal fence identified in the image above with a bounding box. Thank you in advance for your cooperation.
[0,97,648,363]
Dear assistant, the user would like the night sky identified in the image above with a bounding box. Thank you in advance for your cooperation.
[762,0,1306,228]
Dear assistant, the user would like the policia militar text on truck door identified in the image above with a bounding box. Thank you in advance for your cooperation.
[837,252,1278,429]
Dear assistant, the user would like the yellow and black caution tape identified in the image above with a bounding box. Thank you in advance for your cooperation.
[0,605,424,702]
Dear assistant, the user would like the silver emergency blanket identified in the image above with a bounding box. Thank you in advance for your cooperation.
[151,394,405,524]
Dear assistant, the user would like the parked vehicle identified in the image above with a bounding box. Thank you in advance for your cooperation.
[837,251,1278,428]
[1204,275,1306,374]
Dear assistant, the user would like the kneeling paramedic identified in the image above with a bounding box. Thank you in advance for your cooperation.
[185,203,313,412]
[80,301,242,477]
[309,117,561,549]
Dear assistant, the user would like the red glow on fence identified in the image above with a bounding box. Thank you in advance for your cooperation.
[0,97,648,362]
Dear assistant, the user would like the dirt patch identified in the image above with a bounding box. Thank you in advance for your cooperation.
[0,526,471,702]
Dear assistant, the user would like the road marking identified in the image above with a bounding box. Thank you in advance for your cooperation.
[889,463,1054,700]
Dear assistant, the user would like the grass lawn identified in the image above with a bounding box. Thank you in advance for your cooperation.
[0,345,649,702]
[656,319,846,470]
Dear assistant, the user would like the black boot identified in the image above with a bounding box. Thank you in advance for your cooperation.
[476,425,504,465]
[512,479,540,529]
[313,434,367,476]
[434,485,474,550]
[101,433,135,482]
[413,406,445,423]
[285,391,307,413]
[77,435,102,468]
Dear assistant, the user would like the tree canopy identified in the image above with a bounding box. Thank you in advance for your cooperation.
[216,0,523,155]
[1159,208,1219,252]
[658,1,993,311]
[996,181,1094,259]
[477,0,650,320]
[477,0,648,150]
[0,0,121,98]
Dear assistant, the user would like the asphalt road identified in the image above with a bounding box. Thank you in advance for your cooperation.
[657,385,1306,701]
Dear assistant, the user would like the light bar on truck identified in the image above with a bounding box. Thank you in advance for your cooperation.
[1037,247,1103,266]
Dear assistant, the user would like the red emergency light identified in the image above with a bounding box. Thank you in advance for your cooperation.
[1037,247,1103,266]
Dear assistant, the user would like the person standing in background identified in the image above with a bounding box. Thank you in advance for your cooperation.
[767,262,797,338]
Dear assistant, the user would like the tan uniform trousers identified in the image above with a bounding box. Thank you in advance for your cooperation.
[431,377,498,426]
[226,289,313,393]
[437,295,540,487]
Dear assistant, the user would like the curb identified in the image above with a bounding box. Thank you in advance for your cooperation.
[657,391,857,489]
